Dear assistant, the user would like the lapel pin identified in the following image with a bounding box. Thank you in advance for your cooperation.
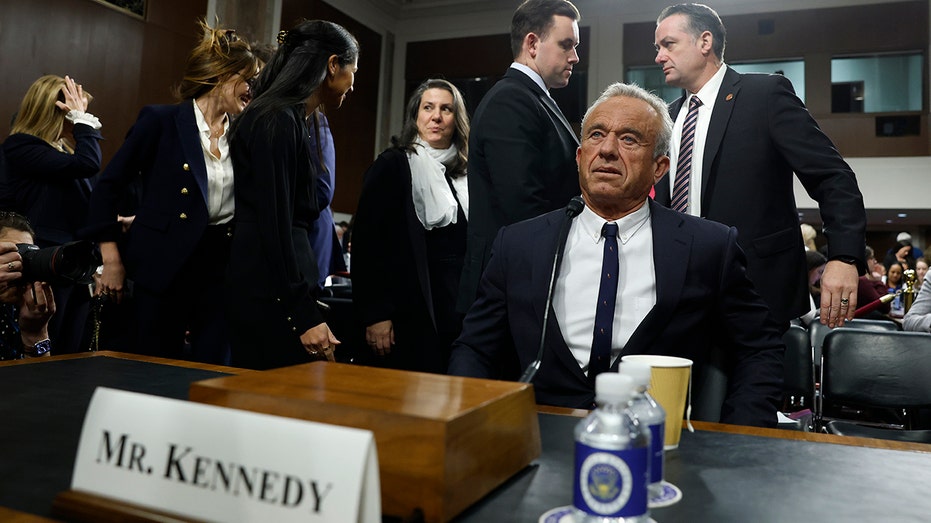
[725,93,734,101]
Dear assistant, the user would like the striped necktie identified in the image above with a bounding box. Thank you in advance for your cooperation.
[671,96,703,214]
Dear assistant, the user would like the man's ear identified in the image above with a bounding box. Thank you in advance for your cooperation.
[524,32,540,58]
[699,31,713,56]
[653,155,671,184]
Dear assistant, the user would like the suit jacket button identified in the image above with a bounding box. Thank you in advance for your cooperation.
[183,163,190,171]
[181,187,189,195]
[179,213,188,220]
[291,327,297,332]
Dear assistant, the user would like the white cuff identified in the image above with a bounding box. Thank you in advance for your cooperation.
[66,110,102,130]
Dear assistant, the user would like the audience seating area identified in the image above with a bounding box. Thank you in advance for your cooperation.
[782,316,931,443]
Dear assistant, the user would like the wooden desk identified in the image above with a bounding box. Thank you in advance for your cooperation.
[3,354,930,522]
[0,352,244,520]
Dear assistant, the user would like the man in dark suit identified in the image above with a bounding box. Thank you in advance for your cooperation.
[653,3,866,328]
[457,0,582,312]
[449,82,784,428]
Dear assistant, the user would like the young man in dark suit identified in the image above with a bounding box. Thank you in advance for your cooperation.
[449,83,784,428]
[652,3,866,328]
[457,0,582,312]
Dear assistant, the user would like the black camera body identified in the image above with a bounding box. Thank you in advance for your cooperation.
[16,241,99,285]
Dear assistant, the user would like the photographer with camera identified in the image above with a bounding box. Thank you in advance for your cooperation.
[0,212,56,361]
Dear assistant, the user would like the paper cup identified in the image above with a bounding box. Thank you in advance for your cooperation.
[621,355,692,449]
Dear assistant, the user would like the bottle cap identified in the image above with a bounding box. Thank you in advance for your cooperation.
[595,373,634,404]
[618,361,652,388]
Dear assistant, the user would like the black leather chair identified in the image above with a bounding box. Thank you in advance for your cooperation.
[819,329,931,442]
[842,317,901,331]
[782,324,814,413]
[809,317,899,372]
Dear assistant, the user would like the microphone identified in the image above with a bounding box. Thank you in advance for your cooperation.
[519,196,586,383]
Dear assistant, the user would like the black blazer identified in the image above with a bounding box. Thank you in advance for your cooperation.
[655,67,866,323]
[85,101,213,292]
[458,67,580,312]
[449,200,785,428]
[352,148,436,330]
[227,105,324,335]
[2,123,101,245]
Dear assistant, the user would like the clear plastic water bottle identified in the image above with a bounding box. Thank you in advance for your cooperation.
[572,373,650,522]
[619,361,666,500]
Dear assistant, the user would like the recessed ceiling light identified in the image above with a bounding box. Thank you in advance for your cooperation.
[886,219,894,223]
[898,213,908,218]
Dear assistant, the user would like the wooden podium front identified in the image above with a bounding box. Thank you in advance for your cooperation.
[188,362,541,522]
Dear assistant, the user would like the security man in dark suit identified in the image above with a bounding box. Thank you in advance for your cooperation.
[652,3,866,328]
[457,0,582,313]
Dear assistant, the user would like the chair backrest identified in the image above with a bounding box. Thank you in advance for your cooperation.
[821,329,931,410]
[808,321,832,368]
[782,325,814,409]
[842,318,901,332]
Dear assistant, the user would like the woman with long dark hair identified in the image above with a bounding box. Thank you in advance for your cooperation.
[226,20,359,369]
[85,21,258,363]
[352,79,470,373]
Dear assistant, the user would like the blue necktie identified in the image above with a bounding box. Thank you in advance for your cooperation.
[672,96,702,213]
[589,223,619,379]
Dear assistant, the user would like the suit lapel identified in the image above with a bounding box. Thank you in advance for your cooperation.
[175,100,210,207]
[700,67,740,215]
[614,201,691,366]
[530,211,589,385]
[531,211,565,322]
[507,68,579,146]
[540,93,580,146]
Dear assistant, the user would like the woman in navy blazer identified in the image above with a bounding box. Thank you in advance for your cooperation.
[1,74,102,355]
[226,20,358,370]
[84,22,258,364]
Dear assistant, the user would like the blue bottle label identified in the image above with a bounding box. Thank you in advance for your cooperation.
[573,442,648,517]
[649,422,664,484]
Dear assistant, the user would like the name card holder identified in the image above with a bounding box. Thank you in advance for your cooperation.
[54,387,380,523]
[189,362,542,522]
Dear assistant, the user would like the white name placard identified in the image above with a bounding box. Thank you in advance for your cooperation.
[71,387,380,523]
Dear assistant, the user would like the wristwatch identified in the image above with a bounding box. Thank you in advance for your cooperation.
[23,338,51,357]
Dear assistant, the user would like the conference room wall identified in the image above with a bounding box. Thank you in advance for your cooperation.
[0,0,208,166]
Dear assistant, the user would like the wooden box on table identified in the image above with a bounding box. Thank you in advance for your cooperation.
[188,362,541,522]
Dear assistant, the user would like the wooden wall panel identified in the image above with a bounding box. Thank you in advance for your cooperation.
[0,0,207,166]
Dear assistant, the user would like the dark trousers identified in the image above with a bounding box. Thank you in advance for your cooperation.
[132,224,233,365]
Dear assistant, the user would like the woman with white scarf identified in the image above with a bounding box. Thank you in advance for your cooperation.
[352,79,470,374]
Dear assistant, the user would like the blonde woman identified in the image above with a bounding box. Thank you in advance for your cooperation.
[1,74,102,354]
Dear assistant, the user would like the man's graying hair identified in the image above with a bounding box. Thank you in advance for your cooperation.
[581,83,673,160]
[658,3,726,61]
